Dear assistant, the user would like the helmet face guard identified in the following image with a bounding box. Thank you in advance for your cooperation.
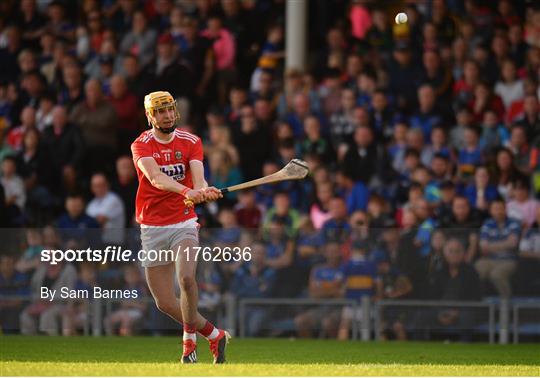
[144,91,180,134]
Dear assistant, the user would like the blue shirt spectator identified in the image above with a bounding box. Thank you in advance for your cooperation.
[480,217,521,260]
[341,240,377,299]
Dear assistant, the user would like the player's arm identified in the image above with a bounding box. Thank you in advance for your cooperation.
[138,157,205,203]
[189,159,222,201]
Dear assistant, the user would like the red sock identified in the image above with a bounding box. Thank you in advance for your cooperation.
[184,323,197,334]
[198,320,215,338]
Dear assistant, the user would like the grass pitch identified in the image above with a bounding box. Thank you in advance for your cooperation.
[1,336,539,376]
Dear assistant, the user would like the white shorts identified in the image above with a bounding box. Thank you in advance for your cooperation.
[140,218,199,268]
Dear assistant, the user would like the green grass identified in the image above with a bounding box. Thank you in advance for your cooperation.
[1,336,539,376]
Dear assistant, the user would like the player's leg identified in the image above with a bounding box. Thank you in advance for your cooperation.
[174,233,230,364]
[175,238,204,363]
[145,263,185,324]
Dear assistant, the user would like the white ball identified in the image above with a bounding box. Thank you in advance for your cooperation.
[395,12,408,24]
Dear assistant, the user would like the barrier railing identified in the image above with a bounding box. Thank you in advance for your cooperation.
[512,300,540,344]
[2,295,539,343]
[238,297,363,339]
[374,299,498,344]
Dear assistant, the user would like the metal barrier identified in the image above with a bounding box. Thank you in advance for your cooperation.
[374,299,497,344]
[512,300,540,344]
[237,298,359,339]
[3,295,539,343]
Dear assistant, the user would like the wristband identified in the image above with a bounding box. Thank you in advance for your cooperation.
[180,187,190,197]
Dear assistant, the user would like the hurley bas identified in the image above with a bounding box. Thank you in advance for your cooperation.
[41,287,139,301]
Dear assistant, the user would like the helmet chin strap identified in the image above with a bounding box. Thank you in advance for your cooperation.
[155,124,177,134]
[150,114,177,134]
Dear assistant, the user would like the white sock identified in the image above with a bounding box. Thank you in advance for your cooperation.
[207,327,219,340]
[183,332,196,342]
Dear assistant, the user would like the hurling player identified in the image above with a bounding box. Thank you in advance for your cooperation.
[131,91,229,363]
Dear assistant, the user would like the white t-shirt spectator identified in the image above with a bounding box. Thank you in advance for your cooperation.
[506,199,540,228]
[494,80,524,109]
[87,191,126,244]
[519,227,540,256]
[1,174,26,210]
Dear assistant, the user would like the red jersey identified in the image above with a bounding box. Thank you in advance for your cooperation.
[131,129,203,226]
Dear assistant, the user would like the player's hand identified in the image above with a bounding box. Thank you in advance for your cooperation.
[203,186,223,202]
[186,189,206,204]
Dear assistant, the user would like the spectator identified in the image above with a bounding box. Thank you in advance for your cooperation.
[411,198,437,259]
[104,264,146,336]
[62,262,97,336]
[15,228,43,274]
[453,60,480,107]
[341,125,384,185]
[321,197,351,244]
[443,195,483,262]
[233,104,271,181]
[200,14,236,105]
[19,261,77,335]
[119,10,157,68]
[208,148,242,203]
[516,206,540,296]
[0,25,22,84]
[505,125,532,175]
[457,126,483,181]
[421,126,451,168]
[56,193,100,245]
[111,156,137,227]
[70,78,118,177]
[294,242,343,338]
[263,191,300,238]
[388,41,423,111]
[108,75,140,154]
[449,106,472,151]
[418,238,481,341]
[297,115,333,163]
[506,177,540,228]
[329,88,356,155]
[494,147,521,200]
[205,124,239,166]
[515,95,540,142]
[495,59,524,110]
[41,105,85,196]
[86,173,126,245]
[122,54,147,102]
[335,169,370,215]
[468,81,505,124]
[234,189,263,229]
[16,127,55,217]
[463,165,499,213]
[480,110,510,155]
[178,17,215,100]
[0,255,30,334]
[6,106,36,152]
[58,62,84,112]
[476,198,521,297]
[35,93,54,132]
[45,1,75,42]
[337,239,378,340]
[310,182,333,229]
[421,49,453,102]
[250,24,284,92]
[1,155,26,216]
[376,251,413,341]
[145,32,194,103]
[370,90,395,142]
[230,242,276,336]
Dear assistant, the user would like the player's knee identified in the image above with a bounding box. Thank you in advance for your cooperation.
[179,275,196,291]
[155,300,176,315]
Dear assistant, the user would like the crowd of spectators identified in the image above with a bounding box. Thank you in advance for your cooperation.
[1,0,540,339]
